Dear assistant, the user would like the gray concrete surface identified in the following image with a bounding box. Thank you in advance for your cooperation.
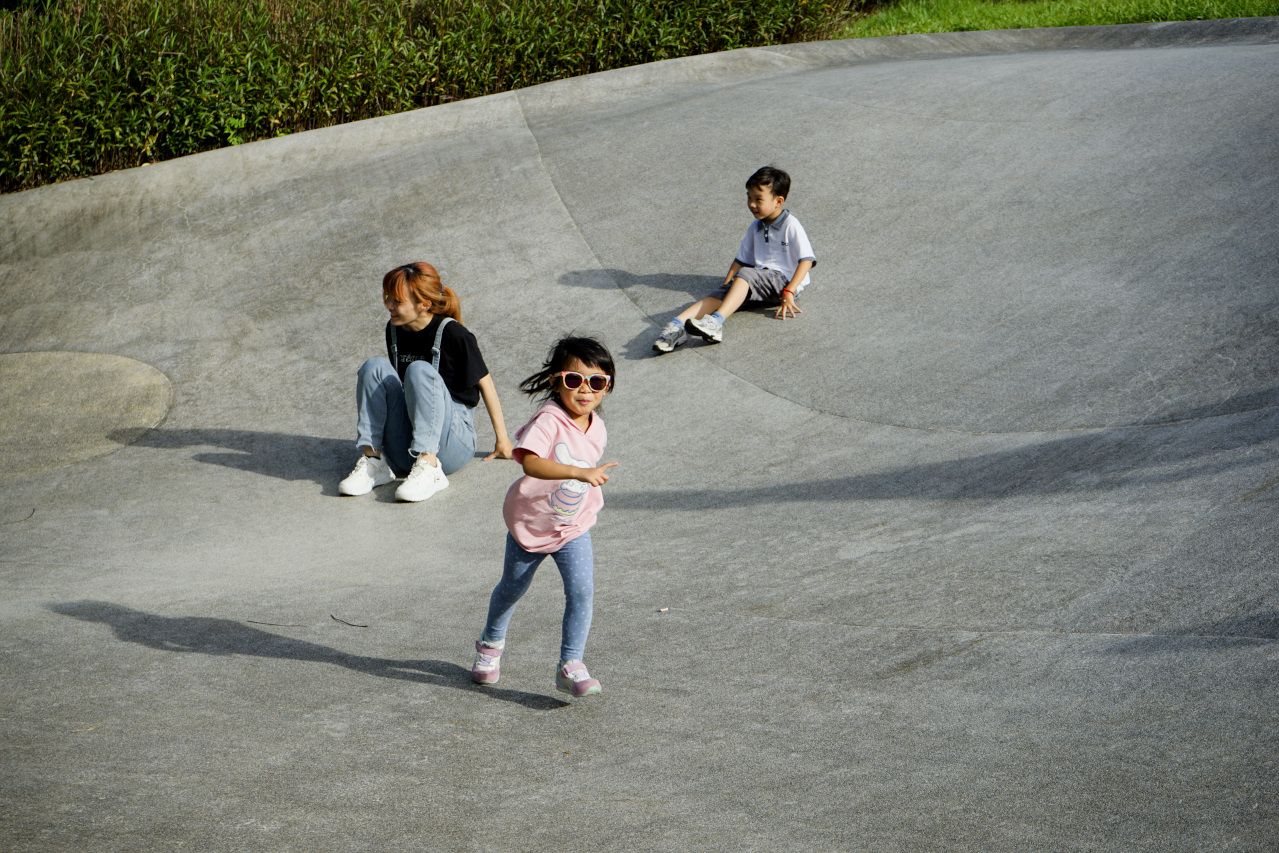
[2,18,1277,852]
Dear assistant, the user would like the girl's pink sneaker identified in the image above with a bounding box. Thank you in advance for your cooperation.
[472,641,503,685]
[555,660,601,697]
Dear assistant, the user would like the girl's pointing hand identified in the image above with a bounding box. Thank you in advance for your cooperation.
[579,462,618,487]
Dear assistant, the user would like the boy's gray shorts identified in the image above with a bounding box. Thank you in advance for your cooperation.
[709,266,792,303]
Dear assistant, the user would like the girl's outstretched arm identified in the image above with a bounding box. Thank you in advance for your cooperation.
[477,374,514,460]
[521,453,617,486]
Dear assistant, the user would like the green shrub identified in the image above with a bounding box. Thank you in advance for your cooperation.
[1,0,852,192]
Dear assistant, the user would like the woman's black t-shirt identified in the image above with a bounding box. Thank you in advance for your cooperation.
[384,316,489,408]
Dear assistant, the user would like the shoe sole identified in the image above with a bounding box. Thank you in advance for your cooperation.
[337,470,391,496]
[652,340,683,353]
[684,320,721,343]
[338,477,393,496]
[555,679,602,696]
[395,479,448,502]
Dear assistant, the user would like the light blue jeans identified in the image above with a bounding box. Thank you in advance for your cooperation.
[482,532,594,663]
[354,357,477,476]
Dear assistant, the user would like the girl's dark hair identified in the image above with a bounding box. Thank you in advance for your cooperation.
[520,336,616,410]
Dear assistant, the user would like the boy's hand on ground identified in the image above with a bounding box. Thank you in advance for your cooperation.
[484,438,515,461]
[774,296,803,319]
[578,462,618,487]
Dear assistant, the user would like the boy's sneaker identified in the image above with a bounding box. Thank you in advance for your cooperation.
[652,322,688,354]
[555,660,601,697]
[472,640,503,685]
[338,453,394,496]
[395,455,449,502]
[685,314,723,343]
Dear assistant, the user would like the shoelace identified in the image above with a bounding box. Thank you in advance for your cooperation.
[406,459,435,480]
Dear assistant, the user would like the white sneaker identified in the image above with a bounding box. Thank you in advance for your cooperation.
[338,453,394,496]
[395,455,449,502]
[652,322,688,354]
[685,313,723,343]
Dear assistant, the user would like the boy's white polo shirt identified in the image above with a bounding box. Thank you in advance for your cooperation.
[734,209,817,293]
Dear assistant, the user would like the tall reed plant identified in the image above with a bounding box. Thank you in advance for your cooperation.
[1,0,852,192]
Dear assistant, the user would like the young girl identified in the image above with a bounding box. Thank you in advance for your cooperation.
[471,337,617,697]
[339,262,513,501]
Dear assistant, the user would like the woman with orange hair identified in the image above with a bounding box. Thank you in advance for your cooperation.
[339,262,513,502]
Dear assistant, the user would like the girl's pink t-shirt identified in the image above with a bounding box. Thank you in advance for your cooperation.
[503,401,608,553]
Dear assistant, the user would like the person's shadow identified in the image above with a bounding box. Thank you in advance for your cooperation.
[609,385,1279,507]
[49,601,568,710]
[113,428,351,494]
[1104,610,1279,655]
[557,268,782,361]
[113,428,507,495]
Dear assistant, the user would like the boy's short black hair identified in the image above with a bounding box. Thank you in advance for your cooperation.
[746,165,790,200]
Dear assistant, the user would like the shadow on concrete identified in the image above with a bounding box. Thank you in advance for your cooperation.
[1159,386,1279,423]
[613,400,1279,508]
[117,428,350,491]
[113,428,508,492]
[559,269,793,360]
[49,601,568,710]
[558,268,718,297]
[1190,611,1279,640]
[1104,611,1279,655]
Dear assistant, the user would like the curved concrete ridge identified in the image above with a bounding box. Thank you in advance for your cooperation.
[4,19,1277,253]
[520,21,1279,433]
[0,19,1277,853]
[518,17,1279,121]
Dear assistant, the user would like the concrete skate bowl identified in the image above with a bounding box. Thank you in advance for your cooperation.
[2,21,1276,445]
[541,25,1279,434]
[3,19,1279,853]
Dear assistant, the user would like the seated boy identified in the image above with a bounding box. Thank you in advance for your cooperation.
[654,165,816,352]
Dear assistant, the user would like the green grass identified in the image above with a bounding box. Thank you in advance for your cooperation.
[840,0,1279,38]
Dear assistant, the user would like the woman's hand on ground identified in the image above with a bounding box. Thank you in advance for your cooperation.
[484,438,515,461]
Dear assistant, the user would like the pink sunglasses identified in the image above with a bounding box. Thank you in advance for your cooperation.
[554,371,611,393]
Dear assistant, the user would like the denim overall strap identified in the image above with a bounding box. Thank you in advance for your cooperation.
[431,316,453,372]
[389,315,452,375]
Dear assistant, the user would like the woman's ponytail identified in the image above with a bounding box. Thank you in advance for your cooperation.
[383,262,464,325]
[436,285,463,323]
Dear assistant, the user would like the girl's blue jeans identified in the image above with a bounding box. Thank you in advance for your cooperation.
[482,532,594,663]
[354,357,477,476]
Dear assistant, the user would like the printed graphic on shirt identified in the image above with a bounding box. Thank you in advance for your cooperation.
[550,442,591,517]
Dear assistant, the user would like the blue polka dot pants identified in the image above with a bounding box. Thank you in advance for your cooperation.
[482,531,594,663]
